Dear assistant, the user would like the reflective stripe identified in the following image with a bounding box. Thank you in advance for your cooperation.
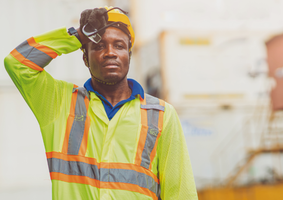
[62,87,90,155]
[140,94,161,169]
[136,94,165,170]
[50,172,158,200]
[140,104,165,111]
[13,38,57,69]
[46,152,159,199]
[67,89,86,155]
[47,158,158,194]
[135,96,149,165]
[48,158,99,180]
[26,37,58,58]
[10,49,44,71]
[46,151,159,182]
[62,86,78,154]
[68,87,90,155]
[100,168,157,193]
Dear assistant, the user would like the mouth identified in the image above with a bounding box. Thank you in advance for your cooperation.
[103,61,120,68]
[104,65,119,69]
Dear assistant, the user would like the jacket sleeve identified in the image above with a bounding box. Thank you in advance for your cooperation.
[158,103,198,200]
[4,27,82,128]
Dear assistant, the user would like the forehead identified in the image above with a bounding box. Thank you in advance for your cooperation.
[103,27,129,42]
[88,27,130,48]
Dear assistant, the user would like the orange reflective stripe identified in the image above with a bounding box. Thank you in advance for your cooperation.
[140,96,147,125]
[50,172,158,200]
[62,87,78,154]
[136,94,165,170]
[101,182,158,200]
[136,123,149,165]
[78,96,90,156]
[140,95,146,105]
[46,151,99,165]
[27,37,58,59]
[10,49,44,71]
[11,37,58,70]
[50,172,100,188]
[135,95,148,165]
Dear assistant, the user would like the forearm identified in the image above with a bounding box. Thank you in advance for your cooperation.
[4,27,79,127]
[5,27,82,74]
[76,28,91,46]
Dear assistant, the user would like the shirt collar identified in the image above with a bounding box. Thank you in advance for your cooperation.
[84,78,144,100]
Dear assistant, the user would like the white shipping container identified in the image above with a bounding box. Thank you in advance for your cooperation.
[135,29,275,188]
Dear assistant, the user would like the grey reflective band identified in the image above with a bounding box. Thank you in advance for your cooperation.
[15,40,52,68]
[73,86,90,100]
[140,94,163,169]
[100,168,157,193]
[140,104,165,111]
[68,87,89,155]
[47,157,159,195]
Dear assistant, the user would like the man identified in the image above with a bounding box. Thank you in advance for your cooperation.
[4,6,198,200]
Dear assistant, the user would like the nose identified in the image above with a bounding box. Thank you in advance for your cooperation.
[103,44,117,59]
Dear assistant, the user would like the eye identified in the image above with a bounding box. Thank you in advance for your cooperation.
[115,43,125,49]
[93,43,105,50]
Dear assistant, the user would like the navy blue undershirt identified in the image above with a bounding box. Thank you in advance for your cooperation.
[84,78,144,120]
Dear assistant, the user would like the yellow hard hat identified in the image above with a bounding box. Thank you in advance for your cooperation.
[105,6,135,51]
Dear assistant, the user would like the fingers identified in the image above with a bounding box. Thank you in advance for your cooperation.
[80,9,92,30]
[88,8,108,28]
[97,8,108,21]
[79,8,108,34]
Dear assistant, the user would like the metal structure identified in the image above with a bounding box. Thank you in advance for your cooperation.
[198,35,283,200]
[198,106,283,199]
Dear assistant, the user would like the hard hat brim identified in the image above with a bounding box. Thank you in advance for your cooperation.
[108,12,135,50]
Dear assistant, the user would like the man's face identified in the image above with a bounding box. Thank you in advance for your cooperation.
[86,27,130,84]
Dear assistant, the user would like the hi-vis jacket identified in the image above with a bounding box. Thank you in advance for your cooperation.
[4,27,198,200]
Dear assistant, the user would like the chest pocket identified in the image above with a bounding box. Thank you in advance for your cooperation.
[62,86,90,156]
[135,94,165,170]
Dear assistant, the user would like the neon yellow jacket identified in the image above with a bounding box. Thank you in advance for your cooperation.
[4,27,198,200]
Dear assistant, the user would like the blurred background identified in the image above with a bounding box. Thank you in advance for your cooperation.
[1,0,283,199]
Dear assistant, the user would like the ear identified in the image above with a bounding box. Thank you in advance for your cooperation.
[83,53,89,68]
[129,51,132,62]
